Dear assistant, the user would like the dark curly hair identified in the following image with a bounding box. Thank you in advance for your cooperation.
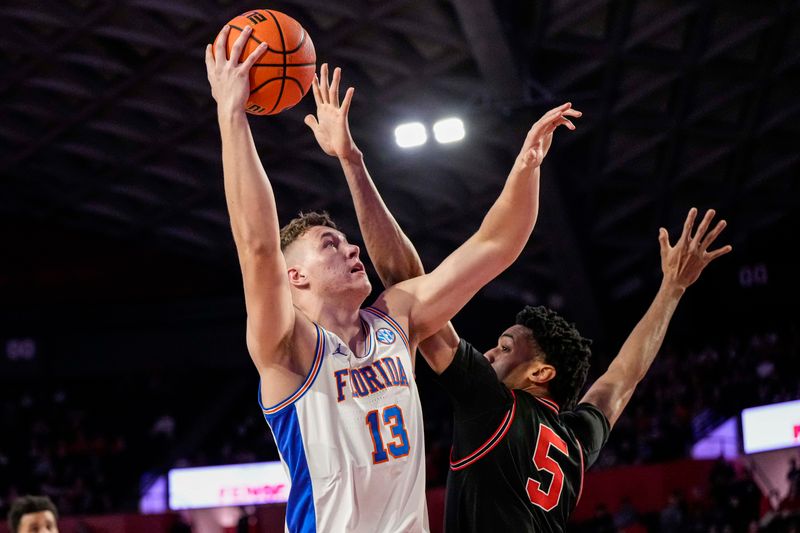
[515,305,592,410]
[280,211,338,251]
[7,495,58,533]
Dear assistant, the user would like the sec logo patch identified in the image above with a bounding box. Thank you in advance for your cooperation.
[376,328,396,345]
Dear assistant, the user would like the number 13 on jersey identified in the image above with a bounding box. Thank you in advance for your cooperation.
[366,405,410,464]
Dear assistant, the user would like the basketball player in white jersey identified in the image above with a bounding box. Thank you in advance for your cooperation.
[206,27,580,533]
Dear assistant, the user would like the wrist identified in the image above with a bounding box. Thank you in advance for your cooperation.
[217,106,247,126]
[338,146,363,165]
[658,279,686,300]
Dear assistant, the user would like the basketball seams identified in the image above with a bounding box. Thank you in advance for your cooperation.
[282,28,307,54]
[263,10,287,114]
[249,77,306,99]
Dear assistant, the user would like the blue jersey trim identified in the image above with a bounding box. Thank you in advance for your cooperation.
[267,404,317,532]
[258,323,325,416]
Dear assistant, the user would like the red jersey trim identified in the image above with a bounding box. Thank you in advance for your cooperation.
[450,391,517,471]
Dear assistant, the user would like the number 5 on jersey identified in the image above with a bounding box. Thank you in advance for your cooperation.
[527,424,569,511]
[366,405,410,464]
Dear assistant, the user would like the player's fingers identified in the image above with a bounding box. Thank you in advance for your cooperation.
[214,25,231,63]
[341,87,355,116]
[304,114,318,131]
[320,63,330,104]
[230,25,252,64]
[658,227,670,253]
[562,108,583,118]
[691,208,716,244]
[241,42,268,71]
[541,102,572,122]
[330,67,341,107]
[204,44,214,77]
[679,207,698,244]
[706,244,733,261]
[701,219,727,250]
[530,104,568,134]
[311,74,322,106]
[559,117,576,130]
[549,116,575,131]
[548,102,571,115]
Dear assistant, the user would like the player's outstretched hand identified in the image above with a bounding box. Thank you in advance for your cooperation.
[304,63,358,159]
[659,208,732,291]
[205,25,268,115]
[514,102,582,172]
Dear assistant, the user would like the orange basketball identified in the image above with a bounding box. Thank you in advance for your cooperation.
[213,9,316,115]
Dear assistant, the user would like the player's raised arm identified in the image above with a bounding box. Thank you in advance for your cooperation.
[580,208,732,427]
[205,27,297,374]
[304,64,425,287]
[379,103,581,344]
[305,64,460,370]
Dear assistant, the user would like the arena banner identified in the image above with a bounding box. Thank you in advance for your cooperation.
[168,461,290,509]
[741,399,800,454]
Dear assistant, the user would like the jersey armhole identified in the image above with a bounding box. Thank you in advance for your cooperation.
[258,323,325,418]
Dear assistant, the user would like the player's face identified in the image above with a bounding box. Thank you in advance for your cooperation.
[18,511,58,533]
[299,226,371,296]
[484,325,536,385]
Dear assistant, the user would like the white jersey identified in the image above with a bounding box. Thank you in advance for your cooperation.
[259,306,429,533]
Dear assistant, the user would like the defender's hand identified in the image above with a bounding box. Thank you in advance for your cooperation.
[304,63,357,158]
[659,208,732,291]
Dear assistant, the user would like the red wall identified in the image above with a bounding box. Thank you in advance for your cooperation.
[572,458,715,521]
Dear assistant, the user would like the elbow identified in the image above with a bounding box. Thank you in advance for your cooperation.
[236,238,277,258]
[607,361,644,388]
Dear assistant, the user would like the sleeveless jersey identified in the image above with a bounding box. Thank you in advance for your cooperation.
[436,339,610,533]
[259,306,429,533]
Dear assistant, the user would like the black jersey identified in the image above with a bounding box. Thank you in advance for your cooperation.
[435,339,610,533]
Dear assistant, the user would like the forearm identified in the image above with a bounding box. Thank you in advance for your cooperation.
[474,162,541,261]
[339,150,424,286]
[581,281,683,426]
[609,281,684,382]
[218,110,281,251]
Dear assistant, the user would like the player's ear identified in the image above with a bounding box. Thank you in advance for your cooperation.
[287,265,309,288]
[528,362,556,385]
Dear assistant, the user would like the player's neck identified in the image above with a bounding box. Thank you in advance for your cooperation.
[519,383,555,404]
[303,298,365,352]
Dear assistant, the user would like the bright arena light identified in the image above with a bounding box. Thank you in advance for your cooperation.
[433,117,465,144]
[394,122,427,148]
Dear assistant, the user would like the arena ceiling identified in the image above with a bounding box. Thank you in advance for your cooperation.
[1,0,798,339]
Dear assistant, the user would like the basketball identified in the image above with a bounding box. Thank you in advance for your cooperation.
[213,9,316,115]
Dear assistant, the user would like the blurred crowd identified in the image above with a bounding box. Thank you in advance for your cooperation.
[1,325,798,531]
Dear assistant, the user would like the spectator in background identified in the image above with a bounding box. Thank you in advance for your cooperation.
[589,503,616,533]
[788,457,800,498]
[7,495,58,533]
[613,496,639,530]
[660,491,686,532]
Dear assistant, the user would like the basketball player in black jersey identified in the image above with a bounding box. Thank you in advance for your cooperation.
[307,65,732,531]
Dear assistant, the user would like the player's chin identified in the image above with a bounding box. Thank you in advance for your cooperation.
[358,277,372,293]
